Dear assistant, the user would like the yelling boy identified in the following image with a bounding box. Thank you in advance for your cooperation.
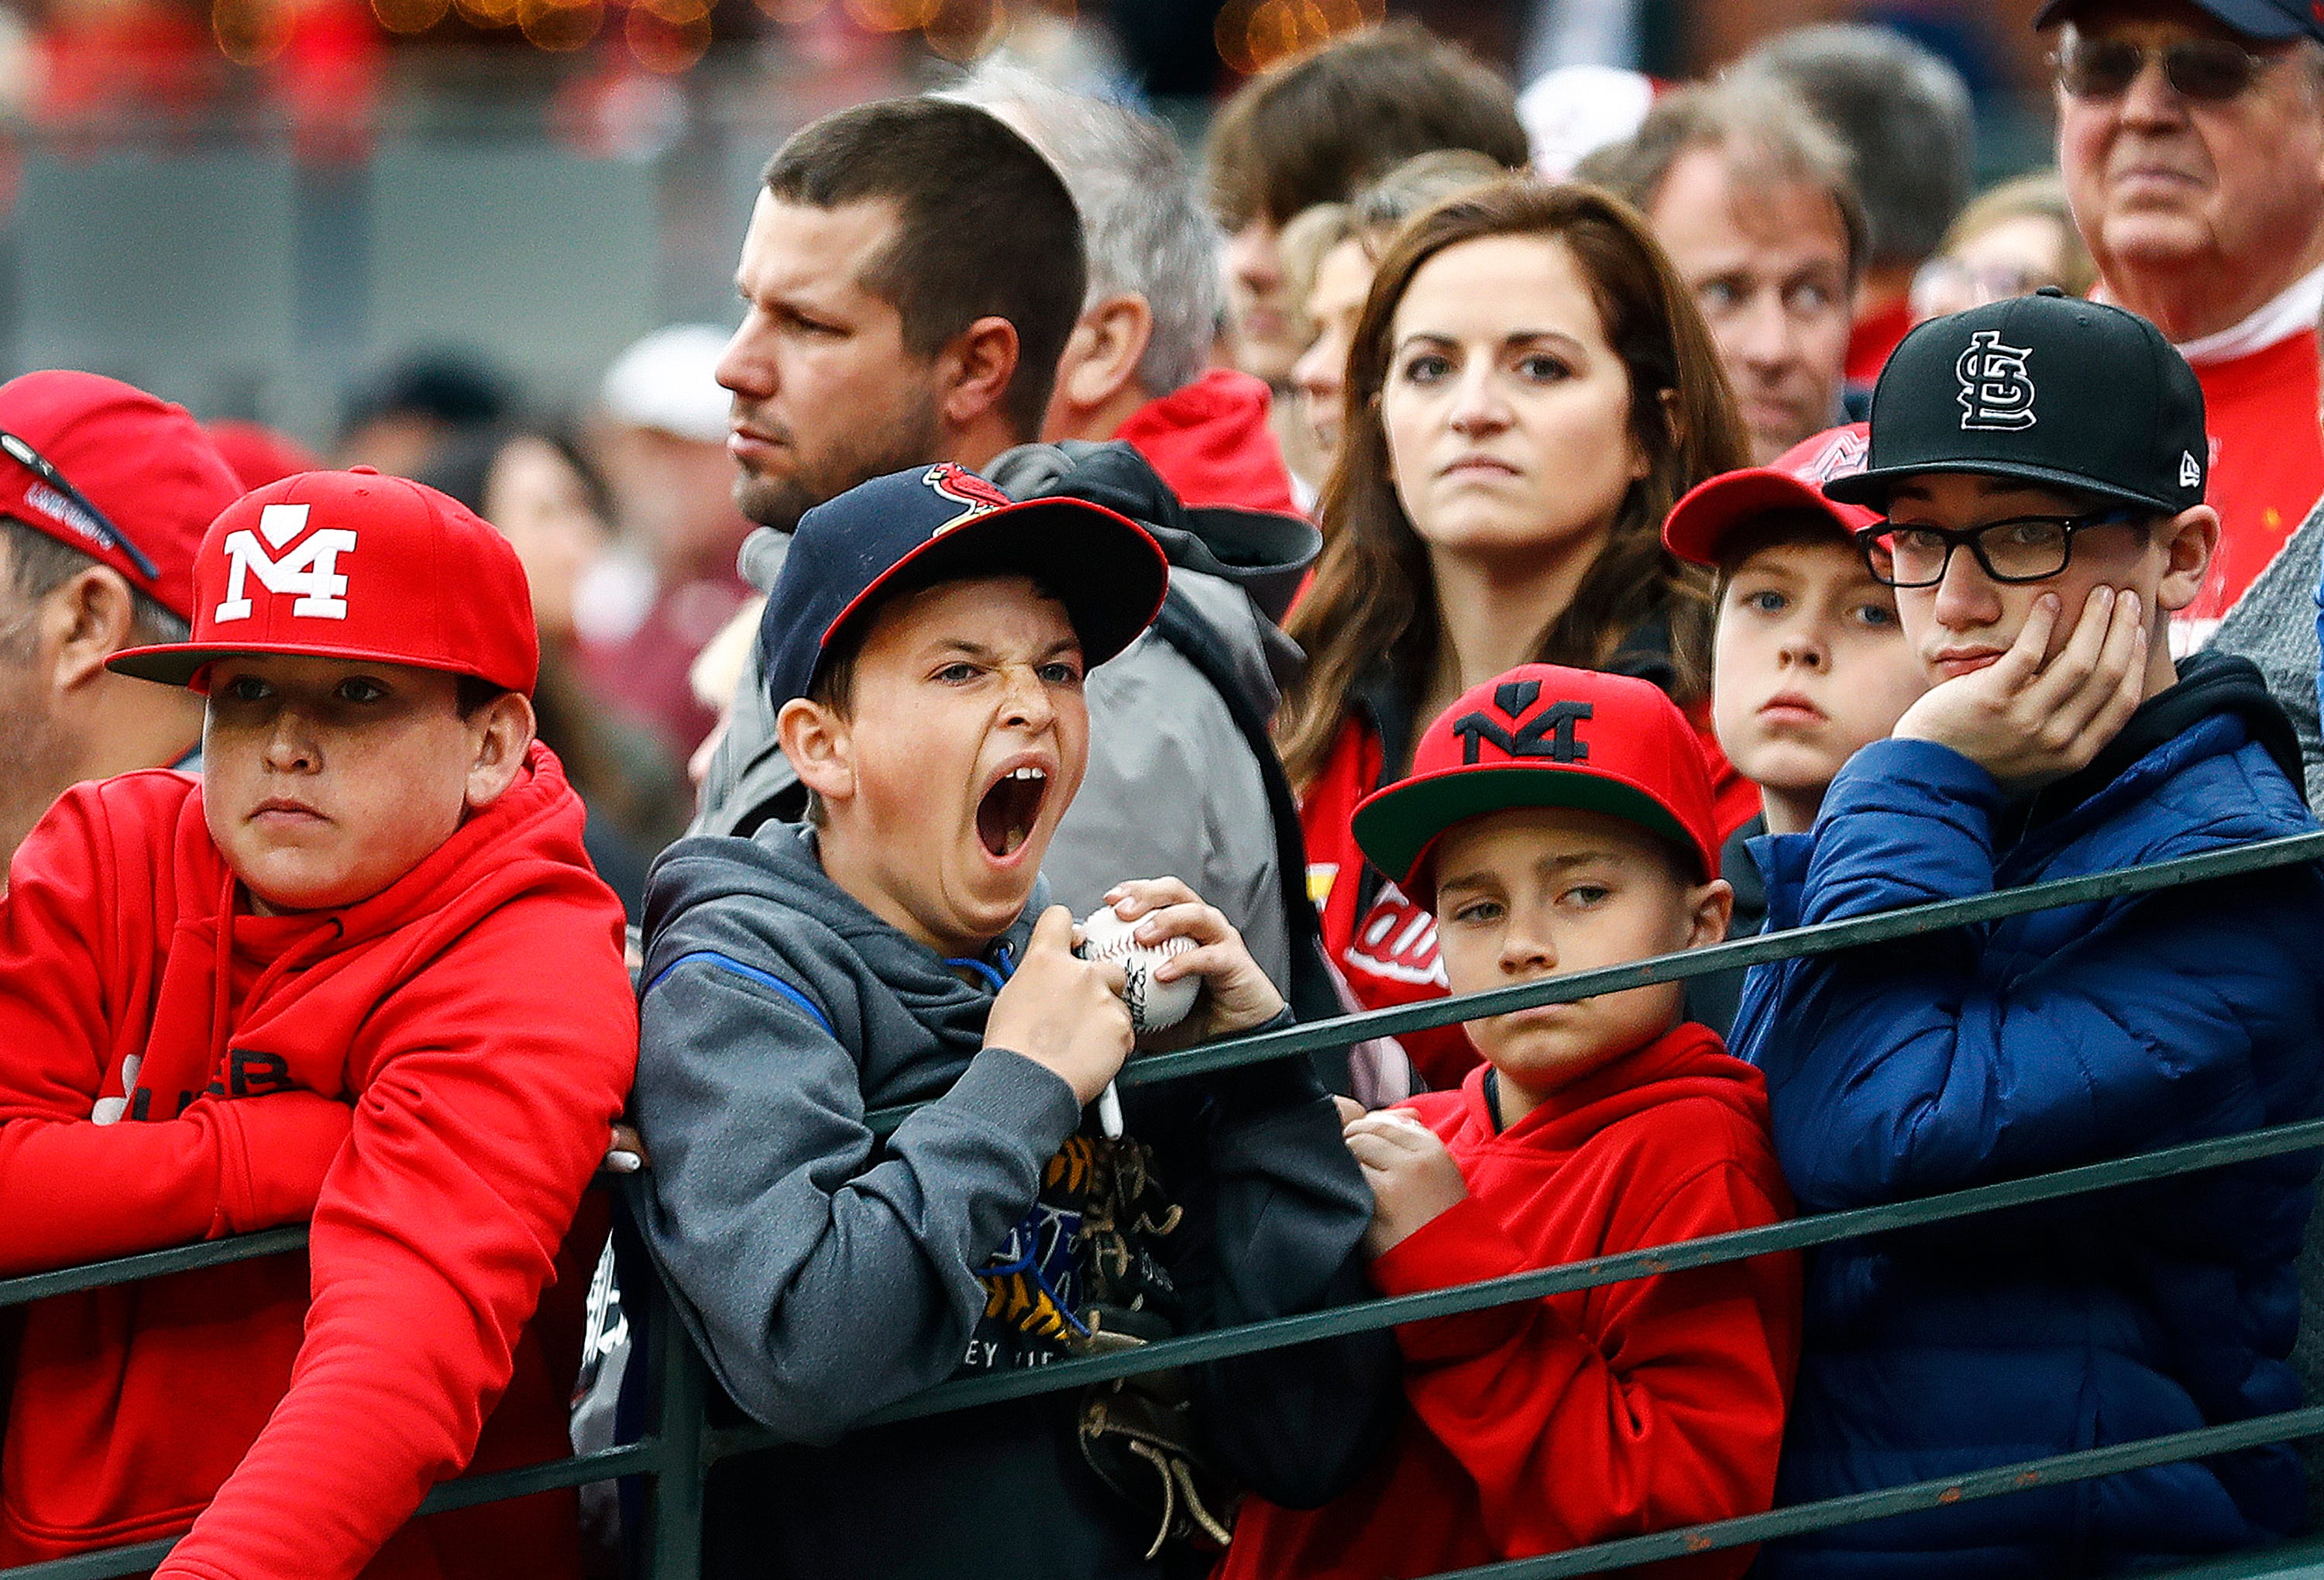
[1220,663,1801,1580]
[1733,291,2324,1576]
[0,470,637,1578]
[631,464,1391,1579]
[1662,422,1928,1031]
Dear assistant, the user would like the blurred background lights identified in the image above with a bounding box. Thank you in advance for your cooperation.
[1215,0,1380,75]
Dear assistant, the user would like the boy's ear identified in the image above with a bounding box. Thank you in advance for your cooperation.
[1683,876,1734,952]
[778,696,854,808]
[2153,504,2220,616]
[464,690,538,812]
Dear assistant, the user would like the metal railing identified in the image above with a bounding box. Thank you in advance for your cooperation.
[9,829,2324,1580]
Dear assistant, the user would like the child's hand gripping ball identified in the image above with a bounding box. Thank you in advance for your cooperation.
[1075,904,1201,1033]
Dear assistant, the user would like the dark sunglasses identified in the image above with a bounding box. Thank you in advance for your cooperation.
[2052,35,2282,102]
[0,430,160,582]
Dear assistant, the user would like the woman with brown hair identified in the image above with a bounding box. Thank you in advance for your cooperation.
[1287,176,1752,1089]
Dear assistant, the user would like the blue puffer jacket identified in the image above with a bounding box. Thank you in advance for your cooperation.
[1731,652,2324,1578]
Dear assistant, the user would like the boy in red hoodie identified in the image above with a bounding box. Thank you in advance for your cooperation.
[0,470,637,1580]
[1221,663,1802,1580]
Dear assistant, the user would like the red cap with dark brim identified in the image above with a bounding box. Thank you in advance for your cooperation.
[1353,663,1721,895]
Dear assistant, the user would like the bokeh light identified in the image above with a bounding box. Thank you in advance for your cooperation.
[625,2,710,71]
[1215,0,1377,76]
[922,0,1002,61]
[752,0,827,19]
[843,0,940,34]
[212,0,292,62]
[371,0,450,30]
[452,0,520,29]
[518,0,600,50]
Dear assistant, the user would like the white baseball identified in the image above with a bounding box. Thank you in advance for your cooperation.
[1076,905,1201,1033]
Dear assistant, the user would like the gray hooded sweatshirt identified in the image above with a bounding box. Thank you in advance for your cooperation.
[632,822,1394,1578]
[684,441,1316,992]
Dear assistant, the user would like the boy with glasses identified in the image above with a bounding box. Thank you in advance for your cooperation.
[1731,288,2324,1576]
[2044,0,2324,641]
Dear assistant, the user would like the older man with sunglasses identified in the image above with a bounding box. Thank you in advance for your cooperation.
[0,372,242,873]
[2047,0,2324,646]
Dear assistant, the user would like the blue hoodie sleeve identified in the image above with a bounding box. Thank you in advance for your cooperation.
[632,942,1082,1444]
[1734,736,2321,1211]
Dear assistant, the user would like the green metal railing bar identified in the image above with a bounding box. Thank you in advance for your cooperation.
[0,1226,308,1310]
[2150,1535,2324,1578]
[5,1442,686,1580]
[639,1247,711,1580]
[862,828,2324,1136]
[686,1110,2324,1444]
[1427,1404,2324,1579]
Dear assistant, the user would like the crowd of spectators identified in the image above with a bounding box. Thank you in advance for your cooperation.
[9,2,2324,1578]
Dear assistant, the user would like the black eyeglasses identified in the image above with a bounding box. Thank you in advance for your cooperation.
[0,430,160,582]
[2052,35,2282,103]
[1855,507,2144,589]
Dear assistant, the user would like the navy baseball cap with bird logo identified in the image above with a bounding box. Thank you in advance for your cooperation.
[758,463,1171,709]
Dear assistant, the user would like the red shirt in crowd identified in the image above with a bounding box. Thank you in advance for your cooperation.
[1219,1022,1800,1580]
[0,745,636,1580]
[2179,325,2324,637]
[1844,296,1914,387]
[1301,707,1756,1092]
[1116,367,1301,515]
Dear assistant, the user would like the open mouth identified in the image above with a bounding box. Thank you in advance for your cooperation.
[975,766,1048,860]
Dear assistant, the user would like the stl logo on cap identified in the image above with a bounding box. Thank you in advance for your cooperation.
[1957,330,2037,432]
[1453,679,1593,766]
[922,463,1012,536]
[215,502,358,623]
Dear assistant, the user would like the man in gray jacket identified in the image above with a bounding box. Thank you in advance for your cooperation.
[693,91,1317,1000]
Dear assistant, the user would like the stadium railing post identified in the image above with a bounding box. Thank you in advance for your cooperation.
[638,1263,709,1580]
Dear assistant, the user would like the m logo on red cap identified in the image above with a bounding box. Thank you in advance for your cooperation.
[1452,680,1593,765]
[215,503,359,623]
[1795,426,1868,484]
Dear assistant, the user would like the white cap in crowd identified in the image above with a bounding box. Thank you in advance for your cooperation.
[1518,64,1657,180]
[599,324,734,446]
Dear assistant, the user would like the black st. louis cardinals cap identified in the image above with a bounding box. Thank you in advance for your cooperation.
[1825,287,2208,519]
[2033,0,2324,43]
[760,463,1171,708]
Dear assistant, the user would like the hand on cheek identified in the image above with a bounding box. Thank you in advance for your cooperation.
[1893,582,2149,794]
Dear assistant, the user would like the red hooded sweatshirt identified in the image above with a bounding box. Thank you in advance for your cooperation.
[0,742,636,1580]
[1219,1023,1800,1580]
[1115,368,1301,515]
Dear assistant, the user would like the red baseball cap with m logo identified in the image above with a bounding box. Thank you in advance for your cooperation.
[1351,663,1720,894]
[107,468,538,695]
